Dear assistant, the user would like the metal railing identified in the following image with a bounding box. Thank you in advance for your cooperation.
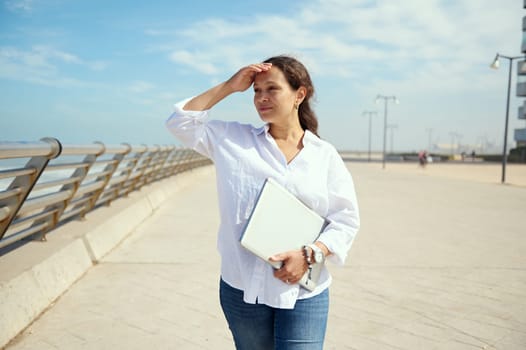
[0,138,211,249]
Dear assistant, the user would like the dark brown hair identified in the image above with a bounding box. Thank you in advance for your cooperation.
[263,55,319,137]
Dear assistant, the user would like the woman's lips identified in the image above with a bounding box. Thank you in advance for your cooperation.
[258,106,272,113]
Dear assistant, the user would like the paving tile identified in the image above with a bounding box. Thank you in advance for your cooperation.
[6,163,526,349]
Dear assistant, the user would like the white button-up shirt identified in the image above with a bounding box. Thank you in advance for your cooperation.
[166,99,360,309]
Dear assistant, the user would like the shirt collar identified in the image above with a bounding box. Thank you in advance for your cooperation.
[252,124,268,136]
[302,129,319,146]
[252,125,320,147]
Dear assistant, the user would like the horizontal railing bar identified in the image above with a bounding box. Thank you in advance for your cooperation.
[67,195,92,208]
[84,169,113,181]
[98,144,131,154]
[116,164,135,171]
[106,174,128,186]
[129,145,148,153]
[128,172,142,180]
[0,140,60,159]
[17,190,73,215]
[91,159,119,168]
[0,167,37,180]
[32,176,82,191]
[97,189,116,200]
[9,209,59,229]
[0,222,49,249]
[0,207,10,222]
[59,144,105,156]
[73,182,104,197]
[60,207,85,221]
[0,187,23,201]
[45,162,90,171]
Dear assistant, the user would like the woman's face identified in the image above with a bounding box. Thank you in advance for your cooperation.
[253,66,300,124]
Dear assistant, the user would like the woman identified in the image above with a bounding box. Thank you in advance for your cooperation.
[166,55,360,349]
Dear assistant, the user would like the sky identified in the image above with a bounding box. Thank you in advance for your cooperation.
[0,0,525,153]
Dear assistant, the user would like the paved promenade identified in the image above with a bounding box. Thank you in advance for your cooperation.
[3,162,526,349]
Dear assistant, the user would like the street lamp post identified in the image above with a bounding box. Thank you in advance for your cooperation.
[425,128,433,151]
[387,124,398,153]
[449,131,461,156]
[362,111,377,162]
[376,95,399,169]
[490,53,524,184]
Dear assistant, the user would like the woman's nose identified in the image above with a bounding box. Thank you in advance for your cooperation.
[258,94,269,103]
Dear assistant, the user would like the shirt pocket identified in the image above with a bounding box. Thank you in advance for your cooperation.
[232,161,269,225]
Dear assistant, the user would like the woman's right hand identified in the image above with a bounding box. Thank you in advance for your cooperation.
[182,63,272,111]
[226,63,272,93]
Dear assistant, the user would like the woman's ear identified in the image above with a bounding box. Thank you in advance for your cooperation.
[296,86,307,104]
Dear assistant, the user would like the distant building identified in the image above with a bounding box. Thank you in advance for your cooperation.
[514,1,526,147]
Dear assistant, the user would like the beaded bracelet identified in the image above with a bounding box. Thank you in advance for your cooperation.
[302,245,313,282]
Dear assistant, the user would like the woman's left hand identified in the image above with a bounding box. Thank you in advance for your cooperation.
[270,250,308,285]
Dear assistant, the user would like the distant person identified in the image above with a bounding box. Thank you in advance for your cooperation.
[471,150,476,162]
[166,55,360,349]
[418,150,428,168]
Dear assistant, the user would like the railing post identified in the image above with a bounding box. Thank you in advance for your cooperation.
[0,138,62,240]
[121,145,148,196]
[144,145,163,185]
[31,142,105,241]
[179,149,192,173]
[60,142,109,221]
[104,143,136,203]
[132,145,158,191]
[168,148,184,175]
[152,146,173,182]
[85,143,131,213]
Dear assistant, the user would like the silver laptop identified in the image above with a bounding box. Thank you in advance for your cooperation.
[240,178,328,291]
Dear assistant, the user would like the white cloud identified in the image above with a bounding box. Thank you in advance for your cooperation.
[32,45,83,64]
[155,0,522,150]
[128,80,155,93]
[0,46,69,86]
[0,45,107,86]
[161,0,519,83]
[88,61,108,71]
[5,0,34,13]
[169,50,218,75]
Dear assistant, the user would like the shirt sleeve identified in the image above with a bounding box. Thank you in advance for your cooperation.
[165,98,227,160]
[316,150,360,266]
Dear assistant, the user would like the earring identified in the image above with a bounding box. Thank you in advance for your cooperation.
[294,102,299,110]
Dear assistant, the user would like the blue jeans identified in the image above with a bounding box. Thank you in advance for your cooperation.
[219,278,329,350]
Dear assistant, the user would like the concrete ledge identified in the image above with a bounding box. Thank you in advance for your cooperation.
[0,165,214,348]
[84,196,154,262]
[0,239,92,348]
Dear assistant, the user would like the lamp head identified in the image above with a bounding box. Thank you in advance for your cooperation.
[490,54,500,69]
